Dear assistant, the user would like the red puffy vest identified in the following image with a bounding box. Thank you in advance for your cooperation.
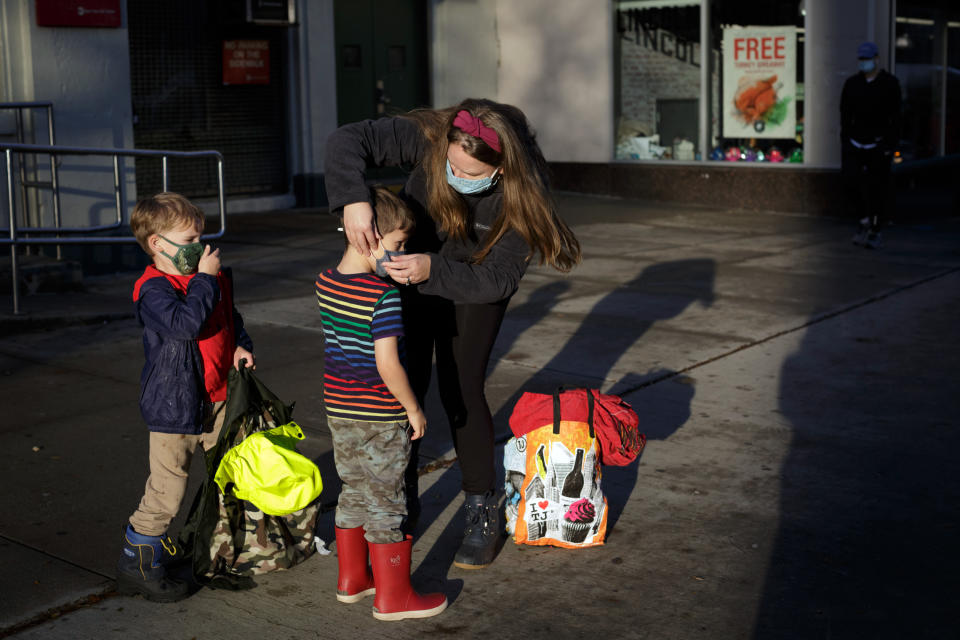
[133,265,236,402]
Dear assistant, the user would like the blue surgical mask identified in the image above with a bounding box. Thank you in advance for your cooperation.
[445,159,500,195]
[858,59,876,73]
[374,240,406,277]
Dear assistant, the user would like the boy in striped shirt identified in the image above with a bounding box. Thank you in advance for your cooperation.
[317,186,446,620]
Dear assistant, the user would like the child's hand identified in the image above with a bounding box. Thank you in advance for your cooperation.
[234,347,255,370]
[407,407,426,440]
[198,245,221,275]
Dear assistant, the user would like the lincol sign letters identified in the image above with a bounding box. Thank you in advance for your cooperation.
[722,26,796,139]
[223,40,270,85]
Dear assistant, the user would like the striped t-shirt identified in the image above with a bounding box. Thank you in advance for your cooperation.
[316,269,406,422]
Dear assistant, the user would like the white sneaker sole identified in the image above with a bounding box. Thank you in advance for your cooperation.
[337,587,376,603]
[372,598,448,621]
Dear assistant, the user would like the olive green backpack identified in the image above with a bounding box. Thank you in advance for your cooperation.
[178,365,322,590]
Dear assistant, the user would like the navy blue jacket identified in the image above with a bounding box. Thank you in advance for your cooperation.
[134,268,252,434]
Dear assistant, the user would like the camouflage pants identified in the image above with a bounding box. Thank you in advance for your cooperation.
[327,416,411,544]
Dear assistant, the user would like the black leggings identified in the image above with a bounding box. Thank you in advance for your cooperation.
[402,292,508,494]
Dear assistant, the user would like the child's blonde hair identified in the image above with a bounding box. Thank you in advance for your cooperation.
[130,192,204,254]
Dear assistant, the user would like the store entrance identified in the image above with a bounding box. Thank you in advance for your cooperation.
[895,0,960,160]
[334,0,430,125]
[127,0,290,199]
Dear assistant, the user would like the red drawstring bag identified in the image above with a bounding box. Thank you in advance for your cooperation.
[591,390,645,466]
[509,388,645,467]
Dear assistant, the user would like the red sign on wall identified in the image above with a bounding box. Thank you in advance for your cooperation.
[36,0,122,28]
[222,40,271,85]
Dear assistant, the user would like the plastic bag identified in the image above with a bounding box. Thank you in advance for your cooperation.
[214,421,322,516]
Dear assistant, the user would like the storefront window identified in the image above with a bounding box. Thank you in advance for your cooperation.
[894,1,960,160]
[614,0,805,164]
[615,0,704,161]
[709,1,805,164]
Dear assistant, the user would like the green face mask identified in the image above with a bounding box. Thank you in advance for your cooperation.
[159,234,205,274]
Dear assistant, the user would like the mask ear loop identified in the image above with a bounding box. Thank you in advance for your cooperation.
[371,215,386,258]
[154,235,176,265]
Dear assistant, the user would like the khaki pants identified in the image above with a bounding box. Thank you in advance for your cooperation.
[128,401,225,536]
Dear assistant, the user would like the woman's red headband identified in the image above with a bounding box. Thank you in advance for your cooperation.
[452,110,501,153]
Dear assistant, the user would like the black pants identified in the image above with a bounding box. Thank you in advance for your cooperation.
[402,290,508,495]
[841,143,893,229]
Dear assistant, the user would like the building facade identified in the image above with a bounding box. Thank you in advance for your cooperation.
[1,0,956,259]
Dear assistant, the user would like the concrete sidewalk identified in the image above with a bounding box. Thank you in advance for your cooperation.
[1,195,959,639]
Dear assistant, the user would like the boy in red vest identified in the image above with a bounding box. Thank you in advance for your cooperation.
[118,192,254,601]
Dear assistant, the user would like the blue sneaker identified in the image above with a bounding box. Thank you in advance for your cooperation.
[116,525,189,602]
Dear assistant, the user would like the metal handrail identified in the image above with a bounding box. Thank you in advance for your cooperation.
[0,102,61,252]
[2,143,226,315]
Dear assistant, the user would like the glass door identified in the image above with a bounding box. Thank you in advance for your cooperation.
[894,1,960,160]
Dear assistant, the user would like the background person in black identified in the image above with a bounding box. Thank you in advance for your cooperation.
[840,41,902,249]
[324,99,581,569]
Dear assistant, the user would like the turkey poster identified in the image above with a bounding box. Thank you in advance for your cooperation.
[722,26,796,139]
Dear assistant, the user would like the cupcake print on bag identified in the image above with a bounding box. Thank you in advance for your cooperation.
[562,498,596,543]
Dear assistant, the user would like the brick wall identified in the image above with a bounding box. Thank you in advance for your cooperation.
[619,26,700,136]
[618,23,720,151]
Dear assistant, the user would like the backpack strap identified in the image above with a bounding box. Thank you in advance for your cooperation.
[552,387,595,439]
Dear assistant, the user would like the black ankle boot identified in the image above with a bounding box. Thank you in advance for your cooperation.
[453,491,500,569]
[116,525,190,602]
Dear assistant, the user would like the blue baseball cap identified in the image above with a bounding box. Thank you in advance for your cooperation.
[857,41,879,59]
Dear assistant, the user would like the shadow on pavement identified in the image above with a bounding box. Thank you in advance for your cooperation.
[411,259,716,581]
[490,259,715,534]
[754,262,960,637]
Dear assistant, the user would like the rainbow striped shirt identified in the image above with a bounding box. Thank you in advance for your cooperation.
[316,269,406,422]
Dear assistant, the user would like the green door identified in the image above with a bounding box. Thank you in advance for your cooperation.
[334,0,429,125]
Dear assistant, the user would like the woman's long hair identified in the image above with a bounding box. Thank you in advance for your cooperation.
[403,98,581,271]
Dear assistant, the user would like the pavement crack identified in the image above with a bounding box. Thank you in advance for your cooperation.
[612,265,960,397]
[0,534,113,581]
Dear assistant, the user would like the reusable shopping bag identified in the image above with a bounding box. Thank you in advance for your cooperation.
[506,388,610,548]
[179,365,322,588]
[509,388,644,466]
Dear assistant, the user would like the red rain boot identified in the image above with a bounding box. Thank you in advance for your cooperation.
[335,526,376,603]
[369,535,447,621]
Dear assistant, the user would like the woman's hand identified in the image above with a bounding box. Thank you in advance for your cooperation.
[382,254,431,286]
[343,201,379,256]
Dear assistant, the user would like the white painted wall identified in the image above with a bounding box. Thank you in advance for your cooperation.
[496,0,614,162]
[430,0,499,108]
[293,0,338,175]
[1,0,136,227]
[429,0,614,163]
